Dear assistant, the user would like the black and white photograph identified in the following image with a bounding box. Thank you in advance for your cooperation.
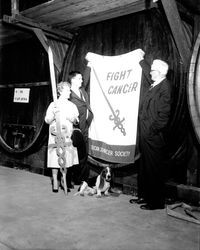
[0,0,199,249]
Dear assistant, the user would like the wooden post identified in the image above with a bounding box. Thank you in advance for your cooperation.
[161,0,191,66]
[11,0,19,15]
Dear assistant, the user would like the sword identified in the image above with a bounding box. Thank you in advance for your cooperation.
[91,67,126,136]
[47,46,68,195]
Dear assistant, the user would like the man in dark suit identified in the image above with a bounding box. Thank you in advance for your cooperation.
[131,50,172,210]
[68,71,93,185]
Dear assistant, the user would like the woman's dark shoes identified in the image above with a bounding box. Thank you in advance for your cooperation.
[140,204,165,210]
[129,198,146,204]
[52,178,58,193]
[52,188,58,193]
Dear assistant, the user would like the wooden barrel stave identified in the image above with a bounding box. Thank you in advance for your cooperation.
[188,32,200,144]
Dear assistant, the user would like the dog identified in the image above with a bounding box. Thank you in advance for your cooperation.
[95,166,112,198]
[73,167,112,197]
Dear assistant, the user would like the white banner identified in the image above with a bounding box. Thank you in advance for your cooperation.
[86,49,142,163]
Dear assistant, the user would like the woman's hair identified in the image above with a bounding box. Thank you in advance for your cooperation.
[57,81,70,97]
[68,71,82,83]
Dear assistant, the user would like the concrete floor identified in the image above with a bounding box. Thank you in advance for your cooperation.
[0,166,199,250]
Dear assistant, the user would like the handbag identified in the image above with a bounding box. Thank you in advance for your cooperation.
[71,124,87,160]
[71,128,84,147]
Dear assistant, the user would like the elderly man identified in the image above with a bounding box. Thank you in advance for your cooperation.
[131,51,173,210]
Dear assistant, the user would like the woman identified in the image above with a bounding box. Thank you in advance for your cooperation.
[45,81,79,193]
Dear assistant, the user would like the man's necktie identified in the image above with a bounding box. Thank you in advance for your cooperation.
[80,91,84,100]
[149,84,154,90]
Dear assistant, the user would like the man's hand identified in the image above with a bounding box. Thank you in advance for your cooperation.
[134,48,145,62]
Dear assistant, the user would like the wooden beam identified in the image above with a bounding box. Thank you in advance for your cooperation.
[0,20,32,46]
[32,28,62,73]
[3,14,74,42]
[56,1,158,30]
[160,0,191,66]
[0,81,49,88]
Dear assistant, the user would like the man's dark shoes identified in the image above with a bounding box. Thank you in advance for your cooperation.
[129,197,146,204]
[136,198,146,204]
[140,204,165,210]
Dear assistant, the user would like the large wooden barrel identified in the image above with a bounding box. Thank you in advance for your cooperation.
[188,32,200,144]
[0,37,52,155]
[0,82,51,154]
[62,8,189,165]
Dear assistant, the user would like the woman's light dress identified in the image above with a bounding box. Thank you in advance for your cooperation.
[45,100,79,169]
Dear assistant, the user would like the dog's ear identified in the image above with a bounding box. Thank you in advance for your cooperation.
[101,168,106,178]
[99,169,106,189]
[110,167,113,177]
[108,167,113,180]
